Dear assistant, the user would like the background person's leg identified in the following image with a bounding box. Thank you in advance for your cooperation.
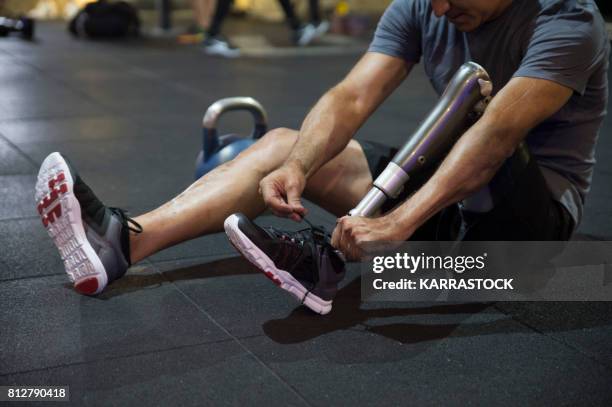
[206,0,232,37]
[191,0,217,30]
[276,0,302,30]
[276,0,320,45]
[202,0,240,57]
[129,128,374,263]
[308,0,321,24]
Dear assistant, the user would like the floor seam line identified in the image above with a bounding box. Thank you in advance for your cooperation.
[0,272,65,284]
[1,49,119,119]
[0,337,237,378]
[0,216,39,223]
[145,259,313,407]
[147,251,238,264]
[0,131,40,169]
[0,113,119,125]
[492,303,612,372]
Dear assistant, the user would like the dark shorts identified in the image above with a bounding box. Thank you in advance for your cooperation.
[359,140,574,241]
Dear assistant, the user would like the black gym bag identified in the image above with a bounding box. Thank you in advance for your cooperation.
[69,0,140,39]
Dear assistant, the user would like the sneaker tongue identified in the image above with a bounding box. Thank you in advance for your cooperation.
[307,227,346,265]
[310,227,328,243]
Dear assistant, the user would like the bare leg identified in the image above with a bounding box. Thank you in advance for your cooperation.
[129,128,373,263]
[191,0,217,29]
[304,140,373,216]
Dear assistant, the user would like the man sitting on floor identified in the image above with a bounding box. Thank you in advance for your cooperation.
[36,0,609,314]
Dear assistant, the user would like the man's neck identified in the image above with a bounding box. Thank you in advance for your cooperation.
[489,0,514,21]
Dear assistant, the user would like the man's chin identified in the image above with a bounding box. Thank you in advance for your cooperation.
[451,22,479,32]
[448,15,481,32]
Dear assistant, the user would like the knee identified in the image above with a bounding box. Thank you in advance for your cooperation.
[229,127,297,173]
[258,127,298,149]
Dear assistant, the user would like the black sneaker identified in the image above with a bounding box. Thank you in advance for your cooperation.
[202,34,241,58]
[35,152,142,295]
[224,213,346,315]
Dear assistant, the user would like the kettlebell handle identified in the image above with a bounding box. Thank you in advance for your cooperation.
[202,97,268,160]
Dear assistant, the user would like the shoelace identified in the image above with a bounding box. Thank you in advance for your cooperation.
[303,218,347,263]
[109,207,143,234]
[266,218,332,248]
[303,218,332,243]
[266,218,347,282]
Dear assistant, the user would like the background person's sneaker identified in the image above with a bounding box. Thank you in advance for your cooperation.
[202,35,241,57]
[224,213,345,315]
[314,20,330,38]
[35,152,141,295]
[293,23,317,46]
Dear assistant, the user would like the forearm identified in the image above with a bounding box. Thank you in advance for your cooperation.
[285,84,370,178]
[389,76,574,237]
[393,115,521,235]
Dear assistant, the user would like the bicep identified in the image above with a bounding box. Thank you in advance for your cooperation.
[337,52,414,116]
[483,76,573,137]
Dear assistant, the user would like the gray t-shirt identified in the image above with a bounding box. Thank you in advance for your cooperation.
[369,0,610,225]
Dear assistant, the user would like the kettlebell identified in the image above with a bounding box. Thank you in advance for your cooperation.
[195,97,268,179]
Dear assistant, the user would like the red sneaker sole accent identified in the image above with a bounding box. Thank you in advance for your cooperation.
[48,172,65,189]
[75,277,99,295]
[263,271,282,286]
[226,231,282,286]
[38,171,68,227]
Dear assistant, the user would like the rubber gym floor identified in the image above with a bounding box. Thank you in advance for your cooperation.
[1,21,612,406]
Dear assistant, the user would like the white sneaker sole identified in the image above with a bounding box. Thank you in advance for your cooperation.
[297,27,317,46]
[314,21,330,38]
[224,214,332,315]
[202,46,241,58]
[35,152,107,295]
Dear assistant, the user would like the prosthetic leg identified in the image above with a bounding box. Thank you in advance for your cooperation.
[350,62,529,217]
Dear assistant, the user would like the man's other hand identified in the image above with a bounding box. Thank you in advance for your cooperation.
[259,161,308,221]
[331,214,410,261]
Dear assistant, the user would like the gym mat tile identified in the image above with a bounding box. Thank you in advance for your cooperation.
[0,270,229,375]
[152,258,306,339]
[0,116,142,145]
[580,181,612,236]
[0,217,63,281]
[0,174,37,220]
[17,142,198,213]
[0,63,39,83]
[147,234,235,263]
[26,56,130,80]
[17,127,199,171]
[238,318,612,406]
[0,340,307,407]
[0,135,37,175]
[494,302,612,369]
[72,77,205,119]
[0,79,103,122]
[151,261,360,339]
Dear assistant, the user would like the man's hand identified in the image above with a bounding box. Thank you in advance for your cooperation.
[331,214,410,261]
[259,161,308,222]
